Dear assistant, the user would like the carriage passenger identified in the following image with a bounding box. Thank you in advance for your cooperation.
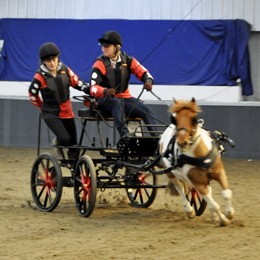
[28,42,114,159]
[89,30,160,137]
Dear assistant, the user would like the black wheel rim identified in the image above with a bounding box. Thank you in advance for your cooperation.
[30,153,62,212]
[74,156,96,217]
[186,187,207,216]
[125,168,157,208]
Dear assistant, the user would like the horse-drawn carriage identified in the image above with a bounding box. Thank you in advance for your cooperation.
[30,96,235,225]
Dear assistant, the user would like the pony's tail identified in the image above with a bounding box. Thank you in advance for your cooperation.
[166,180,190,196]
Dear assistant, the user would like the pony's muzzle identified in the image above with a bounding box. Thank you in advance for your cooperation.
[177,140,190,152]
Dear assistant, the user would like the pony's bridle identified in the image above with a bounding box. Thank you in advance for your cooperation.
[174,116,200,146]
[177,127,199,146]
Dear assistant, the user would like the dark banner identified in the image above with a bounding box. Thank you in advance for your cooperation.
[0,18,253,95]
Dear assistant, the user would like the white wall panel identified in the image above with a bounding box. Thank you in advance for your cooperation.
[17,0,26,18]
[222,0,233,19]
[243,0,255,29]
[151,1,161,19]
[35,0,45,19]
[212,0,223,19]
[8,0,17,18]
[182,0,193,19]
[27,0,37,18]
[192,0,203,20]
[233,0,244,18]
[201,0,213,20]
[255,0,260,30]
[170,0,182,19]
[0,0,260,30]
[73,0,84,19]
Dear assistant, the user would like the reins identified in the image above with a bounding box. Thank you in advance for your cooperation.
[103,89,168,135]
[79,89,168,148]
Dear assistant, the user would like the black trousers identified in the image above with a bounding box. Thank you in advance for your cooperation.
[44,117,77,153]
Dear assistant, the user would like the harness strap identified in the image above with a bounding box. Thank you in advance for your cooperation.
[159,134,176,167]
[207,169,212,185]
[176,141,218,168]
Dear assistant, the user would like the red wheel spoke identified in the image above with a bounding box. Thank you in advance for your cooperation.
[125,168,157,208]
[83,190,87,202]
[31,153,62,212]
[79,165,92,206]
[138,174,151,198]
[74,155,97,217]
[191,190,196,203]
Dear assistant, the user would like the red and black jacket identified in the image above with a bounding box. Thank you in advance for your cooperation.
[89,51,154,99]
[29,61,88,119]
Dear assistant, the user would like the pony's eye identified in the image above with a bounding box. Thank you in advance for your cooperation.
[192,118,197,124]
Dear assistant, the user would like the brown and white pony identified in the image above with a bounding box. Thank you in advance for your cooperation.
[159,98,235,226]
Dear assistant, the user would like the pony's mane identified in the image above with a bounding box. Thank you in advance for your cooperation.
[169,99,202,114]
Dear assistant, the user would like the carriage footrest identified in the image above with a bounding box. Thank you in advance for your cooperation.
[100,149,120,157]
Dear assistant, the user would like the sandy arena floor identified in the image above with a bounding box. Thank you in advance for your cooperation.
[0,146,260,260]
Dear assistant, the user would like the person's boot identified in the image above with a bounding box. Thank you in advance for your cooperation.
[53,137,63,159]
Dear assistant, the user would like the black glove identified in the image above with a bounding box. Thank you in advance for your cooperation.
[143,81,152,91]
[104,88,116,97]
[82,83,91,95]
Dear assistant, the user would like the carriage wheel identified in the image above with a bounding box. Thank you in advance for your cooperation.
[74,155,97,217]
[125,167,158,208]
[186,186,207,216]
[30,153,63,212]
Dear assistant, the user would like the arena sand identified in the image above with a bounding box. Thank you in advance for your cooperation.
[0,147,259,260]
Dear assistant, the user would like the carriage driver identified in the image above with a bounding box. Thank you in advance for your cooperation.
[28,42,115,160]
[89,30,160,137]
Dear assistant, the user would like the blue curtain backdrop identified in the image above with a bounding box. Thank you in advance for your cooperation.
[0,18,253,95]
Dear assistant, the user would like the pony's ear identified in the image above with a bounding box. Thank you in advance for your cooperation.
[191,97,196,103]
[173,98,178,104]
[171,113,177,125]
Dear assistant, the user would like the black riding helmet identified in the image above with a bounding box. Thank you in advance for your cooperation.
[39,42,60,61]
[98,31,123,47]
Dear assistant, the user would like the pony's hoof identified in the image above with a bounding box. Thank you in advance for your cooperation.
[220,219,231,227]
[225,208,235,220]
[219,214,231,226]
[186,208,196,219]
[211,212,220,223]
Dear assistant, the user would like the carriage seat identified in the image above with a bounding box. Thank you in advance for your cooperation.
[78,108,113,119]
[77,95,142,123]
[77,96,113,119]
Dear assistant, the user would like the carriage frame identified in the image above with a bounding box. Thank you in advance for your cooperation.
[30,95,230,218]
